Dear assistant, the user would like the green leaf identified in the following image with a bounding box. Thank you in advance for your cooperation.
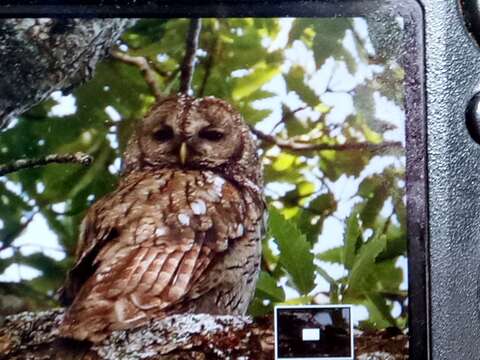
[297,181,315,197]
[272,153,296,172]
[316,246,343,264]
[0,184,33,249]
[17,253,69,292]
[288,19,315,46]
[281,295,313,305]
[377,222,406,261]
[343,212,362,270]
[232,62,280,100]
[268,207,315,294]
[248,297,270,317]
[357,175,391,228]
[0,257,15,274]
[393,191,407,229]
[284,66,319,108]
[316,266,336,285]
[309,193,336,215]
[255,271,285,302]
[312,19,356,72]
[319,150,370,181]
[372,260,403,293]
[364,292,397,328]
[347,234,387,292]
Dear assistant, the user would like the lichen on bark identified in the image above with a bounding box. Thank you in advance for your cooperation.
[0,309,274,360]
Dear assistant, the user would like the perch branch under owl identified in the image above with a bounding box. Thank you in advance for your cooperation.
[0,308,407,359]
[0,152,93,177]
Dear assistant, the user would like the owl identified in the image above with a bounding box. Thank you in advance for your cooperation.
[58,94,265,343]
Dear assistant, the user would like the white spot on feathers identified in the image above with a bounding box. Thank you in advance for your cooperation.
[190,199,207,215]
[130,293,158,310]
[178,213,190,226]
[235,224,244,237]
[213,177,225,195]
[155,226,168,237]
[114,299,127,322]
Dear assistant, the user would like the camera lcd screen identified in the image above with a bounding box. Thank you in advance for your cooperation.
[0,2,424,359]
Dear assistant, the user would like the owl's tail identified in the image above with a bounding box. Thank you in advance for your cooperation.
[59,291,150,343]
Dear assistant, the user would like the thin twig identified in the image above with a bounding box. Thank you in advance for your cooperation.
[111,50,164,101]
[179,19,202,94]
[250,126,403,154]
[199,31,219,97]
[0,211,37,251]
[381,211,394,235]
[0,152,93,176]
[148,58,171,77]
[271,106,308,132]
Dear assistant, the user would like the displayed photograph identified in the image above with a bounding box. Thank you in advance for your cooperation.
[0,13,415,359]
[275,305,353,359]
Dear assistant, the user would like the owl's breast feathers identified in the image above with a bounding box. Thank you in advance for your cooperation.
[58,169,265,342]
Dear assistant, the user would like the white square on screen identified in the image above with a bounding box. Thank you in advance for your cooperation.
[302,328,320,341]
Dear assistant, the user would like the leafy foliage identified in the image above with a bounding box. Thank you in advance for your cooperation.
[0,17,407,329]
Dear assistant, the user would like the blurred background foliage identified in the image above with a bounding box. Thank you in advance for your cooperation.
[0,17,407,330]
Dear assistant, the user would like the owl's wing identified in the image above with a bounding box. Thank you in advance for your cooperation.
[59,171,262,342]
[58,208,107,305]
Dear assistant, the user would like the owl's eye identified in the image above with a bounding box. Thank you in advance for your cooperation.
[152,126,174,142]
[199,128,224,141]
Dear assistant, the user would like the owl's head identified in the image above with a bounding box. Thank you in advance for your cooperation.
[124,94,261,185]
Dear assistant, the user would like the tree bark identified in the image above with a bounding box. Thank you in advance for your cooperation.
[0,18,135,129]
[0,309,273,360]
[0,309,407,359]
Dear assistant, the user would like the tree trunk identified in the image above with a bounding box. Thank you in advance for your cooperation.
[0,18,135,129]
[0,309,407,359]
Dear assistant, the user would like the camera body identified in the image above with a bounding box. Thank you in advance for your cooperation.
[2,1,480,359]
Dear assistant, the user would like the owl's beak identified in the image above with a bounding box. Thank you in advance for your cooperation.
[179,142,188,165]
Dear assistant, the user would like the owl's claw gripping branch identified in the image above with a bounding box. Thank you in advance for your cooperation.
[0,152,93,176]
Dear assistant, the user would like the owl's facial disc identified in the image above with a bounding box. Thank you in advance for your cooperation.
[182,100,243,168]
[135,96,247,171]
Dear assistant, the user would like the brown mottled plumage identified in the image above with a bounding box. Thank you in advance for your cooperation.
[58,95,265,342]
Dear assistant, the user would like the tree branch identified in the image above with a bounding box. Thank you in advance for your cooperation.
[0,309,407,359]
[271,106,308,132]
[0,211,37,252]
[198,31,219,97]
[110,50,164,101]
[0,19,135,129]
[0,152,92,177]
[179,19,202,95]
[0,309,273,360]
[250,127,403,154]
